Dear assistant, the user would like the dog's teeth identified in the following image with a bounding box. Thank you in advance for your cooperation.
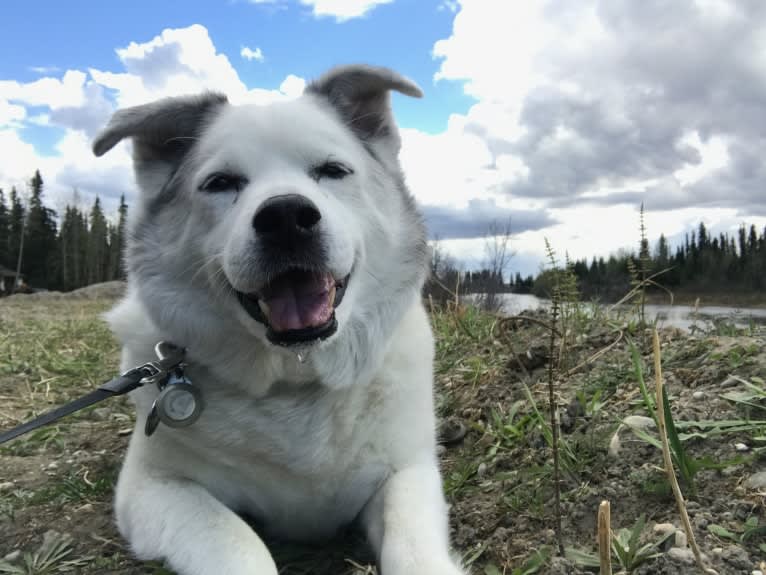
[258,299,270,318]
[328,284,337,307]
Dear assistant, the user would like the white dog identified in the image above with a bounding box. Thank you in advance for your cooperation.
[93,65,464,575]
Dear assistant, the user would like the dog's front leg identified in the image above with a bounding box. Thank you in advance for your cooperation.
[361,462,465,575]
[116,466,277,575]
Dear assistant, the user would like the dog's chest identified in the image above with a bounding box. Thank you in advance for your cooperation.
[156,377,389,539]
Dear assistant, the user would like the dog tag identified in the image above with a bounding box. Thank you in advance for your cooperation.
[145,400,161,436]
[156,381,203,428]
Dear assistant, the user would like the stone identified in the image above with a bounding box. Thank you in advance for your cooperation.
[745,471,766,490]
[674,530,688,548]
[667,547,695,565]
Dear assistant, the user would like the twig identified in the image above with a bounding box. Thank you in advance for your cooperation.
[598,500,612,575]
[548,300,564,556]
[652,329,718,575]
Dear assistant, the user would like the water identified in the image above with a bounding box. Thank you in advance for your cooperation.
[472,293,766,332]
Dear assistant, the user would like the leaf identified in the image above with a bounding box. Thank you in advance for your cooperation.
[707,524,739,541]
[564,547,600,568]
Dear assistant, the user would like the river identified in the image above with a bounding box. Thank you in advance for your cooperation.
[474,293,766,332]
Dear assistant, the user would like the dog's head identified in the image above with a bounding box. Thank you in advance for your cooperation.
[94,65,429,382]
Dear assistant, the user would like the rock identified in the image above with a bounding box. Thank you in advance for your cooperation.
[653,522,676,536]
[734,442,749,452]
[477,462,487,478]
[668,547,695,565]
[3,550,21,562]
[674,530,687,548]
[721,544,751,569]
[692,391,705,400]
[745,471,766,490]
[752,570,764,575]
[0,481,14,492]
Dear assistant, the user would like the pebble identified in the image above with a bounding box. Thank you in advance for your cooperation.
[0,481,14,492]
[674,530,687,548]
[692,391,705,400]
[668,547,695,565]
[752,570,764,575]
[735,443,750,452]
[477,462,487,478]
[46,461,58,470]
[653,522,676,535]
[3,550,20,562]
[745,471,766,490]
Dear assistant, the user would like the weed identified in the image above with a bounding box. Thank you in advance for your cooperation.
[567,515,672,573]
[707,515,766,551]
[0,532,92,575]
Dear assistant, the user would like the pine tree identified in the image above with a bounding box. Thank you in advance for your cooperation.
[87,197,109,285]
[23,170,58,288]
[0,189,8,269]
[8,187,25,283]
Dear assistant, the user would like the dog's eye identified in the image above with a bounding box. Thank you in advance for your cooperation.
[199,173,248,193]
[313,161,353,181]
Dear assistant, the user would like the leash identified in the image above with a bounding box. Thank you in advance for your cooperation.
[0,342,202,445]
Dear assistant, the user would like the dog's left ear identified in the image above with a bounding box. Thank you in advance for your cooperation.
[307,65,422,154]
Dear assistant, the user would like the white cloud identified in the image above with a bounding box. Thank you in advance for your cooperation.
[0,24,305,214]
[299,0,394,21]
[240,46,265,62]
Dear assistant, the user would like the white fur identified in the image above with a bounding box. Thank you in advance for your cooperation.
[97,66,464,575]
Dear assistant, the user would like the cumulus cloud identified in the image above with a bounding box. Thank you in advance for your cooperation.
[299,0,394,21]
[0,24,305,213]
[431,0,766,220]
[240,46,265,62]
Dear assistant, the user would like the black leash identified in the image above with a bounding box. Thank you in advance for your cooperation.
[0,342,190,446]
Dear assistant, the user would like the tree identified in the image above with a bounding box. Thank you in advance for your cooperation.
[0,189,8,269]
[8,187,25,288]
[87,196,109,285]
[23,170,58,288]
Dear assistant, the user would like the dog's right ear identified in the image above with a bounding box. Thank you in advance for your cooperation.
[93,93,228,164]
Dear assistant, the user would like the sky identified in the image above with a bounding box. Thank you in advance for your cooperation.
[1,0,765,277]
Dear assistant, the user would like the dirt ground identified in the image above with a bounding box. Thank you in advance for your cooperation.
[1,289,764,574]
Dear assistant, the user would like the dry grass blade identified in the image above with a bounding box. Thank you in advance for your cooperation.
[652,329,717,575]
[597,500,612,575]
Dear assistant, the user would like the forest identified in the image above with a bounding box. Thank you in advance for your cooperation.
[2,170,764,304]
[0,171,127,293]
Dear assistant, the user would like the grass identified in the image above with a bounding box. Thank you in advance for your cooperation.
[2,288,766,573]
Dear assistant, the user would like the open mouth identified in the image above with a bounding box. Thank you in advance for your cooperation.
[236,268,349,346]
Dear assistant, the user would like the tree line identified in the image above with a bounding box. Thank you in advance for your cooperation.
[0,170,127,294]
[426,219,766,305]
[553,221,766,302]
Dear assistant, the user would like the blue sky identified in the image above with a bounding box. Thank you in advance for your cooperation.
[2,1,766,276]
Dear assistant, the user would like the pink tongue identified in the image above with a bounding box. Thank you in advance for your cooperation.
[263,273,334,332]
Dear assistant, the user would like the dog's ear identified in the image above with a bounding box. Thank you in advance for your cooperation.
[93,92,228,164]
[307,65,422,154]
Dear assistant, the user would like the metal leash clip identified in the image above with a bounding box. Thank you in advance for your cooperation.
[144,342,204,437]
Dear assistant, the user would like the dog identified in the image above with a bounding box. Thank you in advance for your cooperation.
[92,65,465,575]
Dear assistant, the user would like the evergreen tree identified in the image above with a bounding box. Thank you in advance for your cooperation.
[23,171,58,288]
[87,197,109,285]
[0,189,8,269]
[8,187,25,281]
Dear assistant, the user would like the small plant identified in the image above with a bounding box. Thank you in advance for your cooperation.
[707,516,766,553]
[0,532,91,575]
[484,546,550,575]
[627,340,745,495]
[566,515,671,573]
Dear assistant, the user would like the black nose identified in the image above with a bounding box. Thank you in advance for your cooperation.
[253,194,322,245]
